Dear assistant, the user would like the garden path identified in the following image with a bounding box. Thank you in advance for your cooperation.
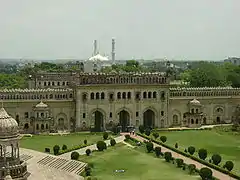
[121,133,236,180]
[59,135,125,159]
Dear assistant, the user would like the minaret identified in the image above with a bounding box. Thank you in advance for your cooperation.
[111,38,116,63]
[93,40,97,56]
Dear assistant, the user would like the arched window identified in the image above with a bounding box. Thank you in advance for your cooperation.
[122,92,126,99]
[96,92,100,99]
[117,92,121,99]
[153,91,157,98]
[90,93,94,100]
[196,119,199,124]
[143,92,147,99]
[191,119,194,124]
[41,124,44,130]
[36,124,39,130]
[101,92,105,99]
[127,92,131,99]
[46,124,48,129]
[148,92,152,98]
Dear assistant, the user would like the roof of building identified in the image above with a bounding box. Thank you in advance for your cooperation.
[35,101,48,108]
[88,54,109,61]
[0,107,19,137]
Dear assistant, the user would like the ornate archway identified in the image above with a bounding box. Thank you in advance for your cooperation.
[118,110,130,132]
[56,113,67,130]
[92,110,104,132]
[143,109,155,129]
[173,115,179,125]
[58,118,64,130]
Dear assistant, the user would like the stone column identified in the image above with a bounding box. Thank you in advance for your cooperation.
[75,89,81,129]
[3,145,6,164]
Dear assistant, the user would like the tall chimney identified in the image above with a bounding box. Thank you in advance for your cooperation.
[93,40,97,55]
[111,38,115,63]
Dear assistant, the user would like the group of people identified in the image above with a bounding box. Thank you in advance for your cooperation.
[129,129,135,135]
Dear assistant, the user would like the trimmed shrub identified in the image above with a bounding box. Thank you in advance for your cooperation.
[110,139,116,146]
[152,132,159,139]
[125,134,130,140]
[139,125,145,134]
[175,158,184,168]
[86,149,91,156]
[160,136,167,143]
[199,167,212,180]
[154,147,161,157]
[164,152,172,162]
[45,148,50,153]
[175,143,178,149]
[96,141,107,151]
[53,145,60,155]
[184,148,187,153]
[188,164,196,175]
[211,154,222,165]
[85,165,91,176]
[62,144,67,151]
[187,146,196,155]
[223,161,234,171]
[146,142,154,153]
[71,151,79,160]
[198,148,208,160]
[145,128,151,136]
[84,139,87,145]
[103,132,109,140]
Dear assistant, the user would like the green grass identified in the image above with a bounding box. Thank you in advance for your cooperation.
[20,133,112,153]
[154,130,240,174]
[79,143,199,180]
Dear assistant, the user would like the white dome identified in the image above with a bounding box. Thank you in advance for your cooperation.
[88,54,109,61]
[0,108,19,137]
[4,175,12,180]
[35,101,48,108]
[190,99,201,105]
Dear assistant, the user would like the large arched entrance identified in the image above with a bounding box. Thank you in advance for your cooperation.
[118,110,130,132]
[58,118,64,130]
[143,109,155,129]
[92,111,104,132]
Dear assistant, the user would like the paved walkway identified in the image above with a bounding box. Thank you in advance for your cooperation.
[121,133,235,180]
[59,135,125,159]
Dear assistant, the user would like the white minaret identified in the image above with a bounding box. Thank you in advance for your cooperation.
[111,38,116,63]
[93,40,98,56]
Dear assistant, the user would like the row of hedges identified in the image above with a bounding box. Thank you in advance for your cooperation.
[137,133,240,180]
[153,128,213,132]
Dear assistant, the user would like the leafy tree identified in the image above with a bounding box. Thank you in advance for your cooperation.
[62,144,67,151]
[139,125,145,134]
[160,136,167,143]
[71,151,79,160]
[146,142,154,153]
[154,147,161,157]
[199,167,213,180]
[188,164,196,175]
[103,132,109,140]
[85,149,91,156]
[110,139,116,146]
[0,73,27,89]
[96,141,107,151]
[211,154,222,165]
[187,146,196,155]
[175,158,184,168]
[164,152,172,162]
[223,161,234,171]
[198,148,208,160]
[53,145,60,155]
[152,132,159,139]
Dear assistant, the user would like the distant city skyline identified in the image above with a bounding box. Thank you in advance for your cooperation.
[0,0,239,60]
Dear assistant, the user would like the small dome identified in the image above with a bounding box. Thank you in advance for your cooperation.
[35,101,48,108]
[88,54,109,61]
[0,108,19,137]
[4,175,12,180]
[190,99,201,105]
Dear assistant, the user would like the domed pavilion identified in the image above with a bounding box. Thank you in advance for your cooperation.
[0,107,30,180]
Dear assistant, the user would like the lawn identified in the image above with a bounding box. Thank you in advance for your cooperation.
[154,130,240,175]
[20,132,112,153]
[79,143,199,180]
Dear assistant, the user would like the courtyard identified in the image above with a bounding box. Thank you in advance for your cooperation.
[155,129,240,174]
[20,132,114,153]
[78,143,199,180]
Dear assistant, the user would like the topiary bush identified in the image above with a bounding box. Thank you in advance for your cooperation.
[139,125,145,134]
[84,139,87,145]
[164,152,172,162]
[110,139,116,146]
[103,132,109,140]
[71,151,79,160]
[96,141,107,151]
[86,149,91,156]
[145,128,151,136]
[188,164,196,175]
[211,154,222,165]
[223,161,234,171]
[53,145,60,155]
[62,144,67,151]
[199,167,213,180]
[187,146,196,155]
[154,147,161,157]
[152,132,159,139]
[198,148,208,160]
[146,142,154,153]
[184,148,187,153]
[85,165,91,176]
[175,143,178,149]
[45,148,50,153]
[175,158,184,168]
[160,136,167,143]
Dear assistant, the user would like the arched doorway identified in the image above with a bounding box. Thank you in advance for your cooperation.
[173,115,178,126]
[203,117,207,124]
[92,111,104,132]
[119,110,130,132]
[24,123,29,130]
[58,118,64,130]
[216,117,221,124]
[143,109,155,129]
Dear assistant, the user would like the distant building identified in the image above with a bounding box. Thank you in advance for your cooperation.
[224,57,240,65]
[84,54,111,73]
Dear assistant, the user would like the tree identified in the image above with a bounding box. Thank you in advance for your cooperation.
[62,144,67,151]
[160,136,167,143]
[103,132,109,140]
[211,154,222,165]
[146,142,154,153]
[164,152,172,162]
[85,165,91,176]
[187,146,196,155]
[53,145,60,155]
[96,141,107,151]
[145,128,151,136]
[152,132,159,139]
[175,158,184,168]
[110,139,116,146]
[154,147,161,157]
[85,149,91,156]
[139,125,145,134]
[71,151,79,160]
[199,167,213,180]
[198,149,208,160]
[223,161,234,171]
[188,164,196,175]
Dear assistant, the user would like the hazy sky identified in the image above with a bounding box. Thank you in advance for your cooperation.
[0,0,239,60]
